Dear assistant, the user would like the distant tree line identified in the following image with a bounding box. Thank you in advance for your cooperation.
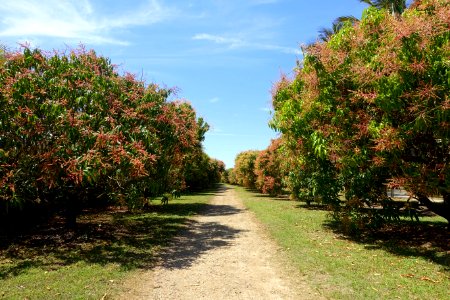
[223,139,286,196]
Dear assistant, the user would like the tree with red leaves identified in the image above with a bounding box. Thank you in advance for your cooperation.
[0,46,217,225]
[271,0,450,226]
[254,139,285,196]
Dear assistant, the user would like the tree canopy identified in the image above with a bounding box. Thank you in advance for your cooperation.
[0,47,223,223]
[270,0,449,225]
[234,150,260,189]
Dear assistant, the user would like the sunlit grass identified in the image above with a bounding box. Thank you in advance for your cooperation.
[234,185,449,300]
[0,189,216,299]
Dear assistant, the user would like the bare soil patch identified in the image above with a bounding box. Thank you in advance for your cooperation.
[121,186,321,299]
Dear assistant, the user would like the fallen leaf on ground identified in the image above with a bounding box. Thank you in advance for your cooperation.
[420,276,439,283]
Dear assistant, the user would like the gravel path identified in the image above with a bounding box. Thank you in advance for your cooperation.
[122,186,321,299]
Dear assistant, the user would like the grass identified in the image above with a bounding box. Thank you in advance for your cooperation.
[0,189,218,299]
[234,185,450,300]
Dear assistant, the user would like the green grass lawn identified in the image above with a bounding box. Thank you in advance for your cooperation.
[0,190,217,299]
[234,185,449,300]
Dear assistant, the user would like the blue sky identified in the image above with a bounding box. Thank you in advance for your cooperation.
[0,0,369,168]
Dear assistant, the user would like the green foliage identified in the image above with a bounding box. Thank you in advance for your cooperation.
[234,150,260,188]
[360,0,407,16]
[254,138,286,195]
[0,190,215,299]
[231,139,288,195]
[223,168,238,185]
[183,151,225,191]
[0,46,216,222]
[236,186,449,299]
[270,0,450,225]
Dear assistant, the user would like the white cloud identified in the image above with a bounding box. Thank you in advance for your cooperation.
[100,0,173,29]
[0,0,175,45]
[205,125,257,137]
[209,97,220,103]
[193,33,245,49]
[193,33,301,55]
[257,44,302,55]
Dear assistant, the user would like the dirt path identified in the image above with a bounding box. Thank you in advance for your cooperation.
[122,186,321,299]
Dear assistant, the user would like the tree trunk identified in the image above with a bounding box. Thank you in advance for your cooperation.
[417,193,450,224]
[65,192,79,229]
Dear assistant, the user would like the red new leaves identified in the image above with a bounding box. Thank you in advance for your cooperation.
[254,139,285,196]
[270,0,450,223]
[0,46,214,213]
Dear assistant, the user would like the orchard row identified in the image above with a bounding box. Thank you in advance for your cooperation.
[0,47,224,225]
[226,0,450,229]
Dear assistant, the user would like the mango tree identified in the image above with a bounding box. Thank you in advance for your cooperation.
[254,138,286,196]
[0,47,208,225]
[271,0,450,225]
[234,150,260,189]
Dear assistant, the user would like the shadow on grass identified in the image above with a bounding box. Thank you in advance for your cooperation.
[0,187,242,279]
[243,188,292,201]
[252,194,292,201]
[295,203,331,211]
[324,219,450,269]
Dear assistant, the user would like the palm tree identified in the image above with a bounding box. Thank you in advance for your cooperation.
[318,16,359,41]
[317,0,409,42]
[359,0,407,16]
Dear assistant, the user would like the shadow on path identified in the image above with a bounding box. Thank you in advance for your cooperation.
[157,220,243,270]
[0,185,243,278]
[198,204,243,217]
[156,194,245,270]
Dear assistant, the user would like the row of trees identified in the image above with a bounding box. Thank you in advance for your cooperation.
[228,0,449,228]
[0,47,223,226]
[224,139,286,196]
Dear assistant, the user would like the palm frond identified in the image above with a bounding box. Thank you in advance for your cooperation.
[318,27,334,42]
[335,16,359,25]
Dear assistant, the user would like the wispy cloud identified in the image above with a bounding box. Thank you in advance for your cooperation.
[193,34,244,49]
[257,44,302,55]
[193,33,301,55]
[0,0,175,45]
[205,125,257,137]
[209,97,220,103]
